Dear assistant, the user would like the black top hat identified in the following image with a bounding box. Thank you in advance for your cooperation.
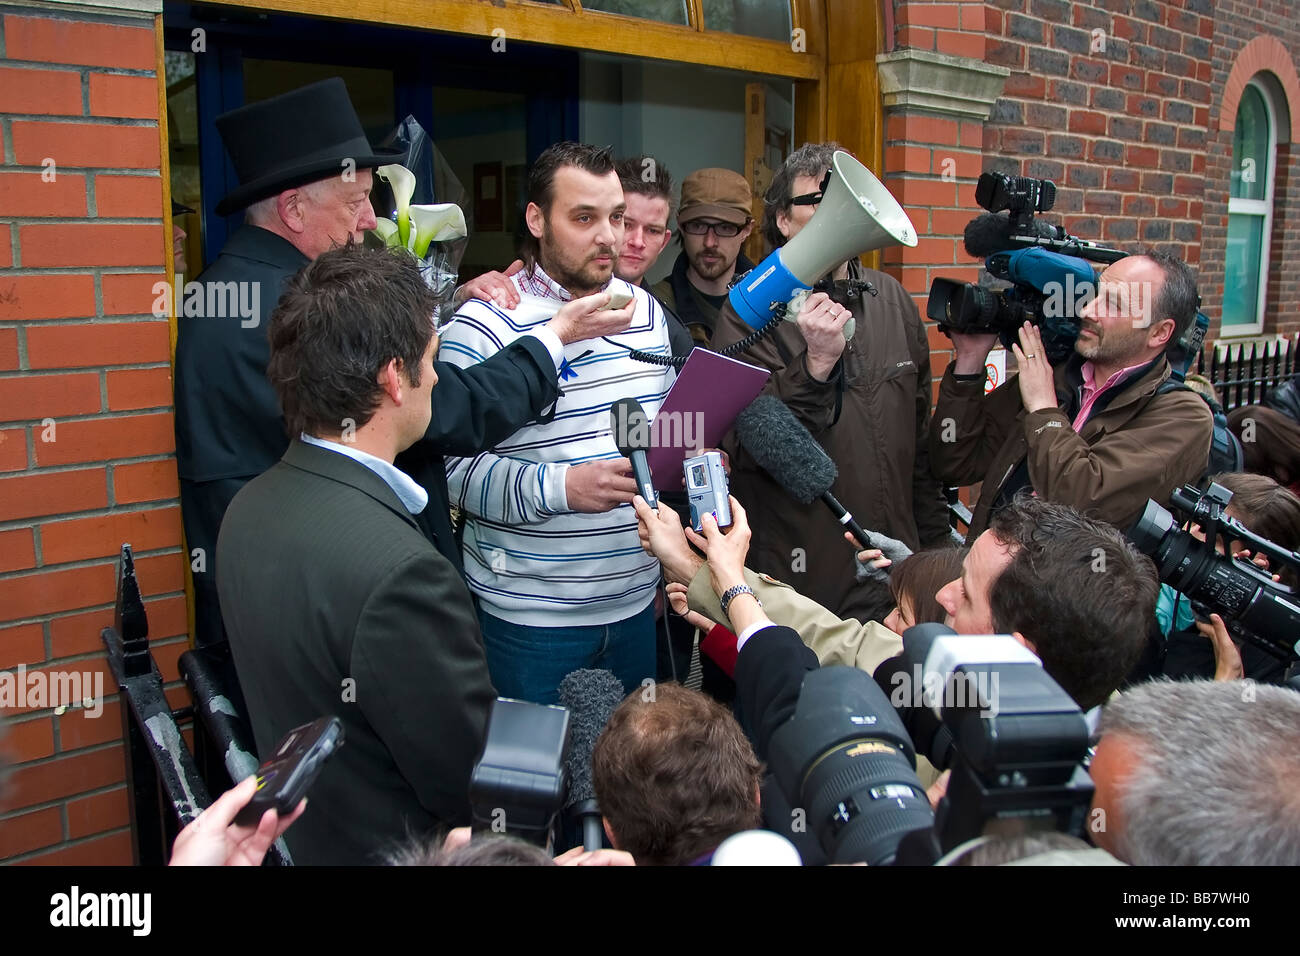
[213,78,404,216]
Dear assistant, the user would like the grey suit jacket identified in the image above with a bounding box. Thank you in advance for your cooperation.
[217,439,495,865]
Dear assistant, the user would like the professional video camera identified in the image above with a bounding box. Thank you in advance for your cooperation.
[766,625,1093,866]
[927,171,1127,364]
[1128,482,1300,664]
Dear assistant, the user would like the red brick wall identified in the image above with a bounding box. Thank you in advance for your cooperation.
[883,0,991,395]
[982,0,1211,264]
[0,9,187,865]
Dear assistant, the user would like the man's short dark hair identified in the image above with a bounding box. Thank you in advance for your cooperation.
[762,141,844,250]
[520,141,616,270]
[1134,247,1198,345]
[592,683,761,865]
[987,494,1157,710]
[267,244,437,437]
[616,154,675,218]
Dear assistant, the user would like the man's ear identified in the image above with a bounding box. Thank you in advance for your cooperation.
[525,202,546,241]
[602,817,618,849]
[277,188,306,234]
[1148,316,1176,350]
[740,220,755,242]
[1011,630,1037,654]
[775,208,793,241]
[377,358,403,404]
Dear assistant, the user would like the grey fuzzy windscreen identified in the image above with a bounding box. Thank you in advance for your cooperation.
[733,395,837,504]
[558,668,626,806]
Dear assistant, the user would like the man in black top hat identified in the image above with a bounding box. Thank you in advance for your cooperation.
[175,78,631,646]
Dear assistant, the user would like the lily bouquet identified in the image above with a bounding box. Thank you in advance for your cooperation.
[372,162,468,310]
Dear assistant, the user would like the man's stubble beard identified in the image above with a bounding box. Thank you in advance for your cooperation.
[688,247,735,282]
[540,224,617,297]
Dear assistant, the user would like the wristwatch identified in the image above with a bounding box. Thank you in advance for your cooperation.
[719,584,761,616]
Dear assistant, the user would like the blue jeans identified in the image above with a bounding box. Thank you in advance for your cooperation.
[478,602,657,706]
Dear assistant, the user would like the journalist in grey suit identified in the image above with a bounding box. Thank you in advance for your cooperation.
[218,245,493,865]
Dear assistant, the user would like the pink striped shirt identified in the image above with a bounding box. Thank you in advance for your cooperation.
[1071,360,1149,431]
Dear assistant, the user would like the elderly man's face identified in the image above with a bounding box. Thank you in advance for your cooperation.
[298,168,378,260]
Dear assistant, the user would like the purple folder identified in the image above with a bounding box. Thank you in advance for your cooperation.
[646,348,771,492]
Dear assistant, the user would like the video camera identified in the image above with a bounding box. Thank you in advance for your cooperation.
[1128,482,1300,664]
[765,625,1093,865]
[927,171,1126,364]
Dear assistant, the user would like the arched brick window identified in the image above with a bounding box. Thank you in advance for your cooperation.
[1222,78,1279,335]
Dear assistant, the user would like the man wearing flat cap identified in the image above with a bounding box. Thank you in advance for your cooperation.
[175,78,628,646]
[652,167,756,347]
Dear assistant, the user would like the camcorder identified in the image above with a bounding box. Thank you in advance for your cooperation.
[927,171,1126,365]
[766,625,1093,865]
[1128,482,1300,665]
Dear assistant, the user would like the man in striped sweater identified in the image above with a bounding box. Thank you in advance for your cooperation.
[442,143,675,705]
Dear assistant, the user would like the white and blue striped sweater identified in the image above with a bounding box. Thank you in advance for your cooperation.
[442,267,674,627]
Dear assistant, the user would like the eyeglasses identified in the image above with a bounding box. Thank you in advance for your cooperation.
[679,219,746,238]
[790,191,823,207]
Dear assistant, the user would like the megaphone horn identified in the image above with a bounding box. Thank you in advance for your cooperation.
[729,151,918,336]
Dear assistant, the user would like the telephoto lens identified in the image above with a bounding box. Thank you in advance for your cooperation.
[767,666,934,865]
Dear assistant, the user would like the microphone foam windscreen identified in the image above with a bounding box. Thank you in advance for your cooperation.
[610,397,651,456]
[558,668,627,806]
[733,395,837,504]
[963,212,1059,259]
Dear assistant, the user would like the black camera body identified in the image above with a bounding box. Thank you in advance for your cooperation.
[881,625,1094,864]
[765,627,1095,866]
[1128,483,1300,663]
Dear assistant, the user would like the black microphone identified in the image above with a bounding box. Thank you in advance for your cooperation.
[558,668,626,852]
[610,397,657,509]
[733,395,873,550]
[963,212,1061,260]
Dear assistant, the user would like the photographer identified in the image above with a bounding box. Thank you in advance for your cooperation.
[931,251,1213,538]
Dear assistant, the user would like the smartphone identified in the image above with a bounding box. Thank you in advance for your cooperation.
[233,716,344,827]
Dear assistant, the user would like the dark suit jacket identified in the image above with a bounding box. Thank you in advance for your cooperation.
[217,439,496,865]
[175,225,561,573]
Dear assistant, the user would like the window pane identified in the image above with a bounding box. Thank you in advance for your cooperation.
[1221,212,1264,329]
[1230,85,1269,201]
[582,0,689,25]
[702,0,791,41]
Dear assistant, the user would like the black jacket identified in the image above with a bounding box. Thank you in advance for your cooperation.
[173,225,561,572]
[217,440,496,865]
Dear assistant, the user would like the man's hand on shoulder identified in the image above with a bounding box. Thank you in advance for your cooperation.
[455,260,523,310]
[564,457,638,512]
[546,290,636,345]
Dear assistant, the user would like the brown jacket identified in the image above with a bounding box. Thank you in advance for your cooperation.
[930,352,1213,538]
[710,260,951,623]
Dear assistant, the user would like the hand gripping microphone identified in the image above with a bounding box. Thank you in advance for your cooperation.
[558,668,627,852]
[733,394,873,550]
[611,397,657,509]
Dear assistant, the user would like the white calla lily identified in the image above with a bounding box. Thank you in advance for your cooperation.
[409,203,467,258]
[370,217,402,248]
[375,164,416,247]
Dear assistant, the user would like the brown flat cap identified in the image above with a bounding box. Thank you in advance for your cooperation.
[678,168,753,226]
